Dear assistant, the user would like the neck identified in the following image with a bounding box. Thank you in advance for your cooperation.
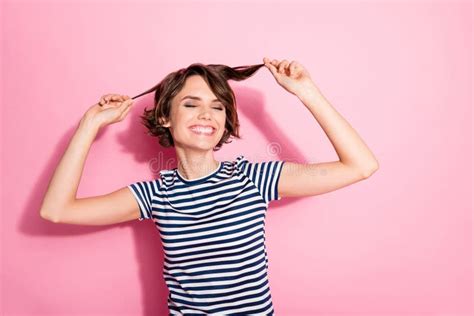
[175,148,219,181]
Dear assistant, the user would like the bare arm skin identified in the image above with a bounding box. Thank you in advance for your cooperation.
[262,57,379,198]
[279,88,379,197]
[39,94,140,225]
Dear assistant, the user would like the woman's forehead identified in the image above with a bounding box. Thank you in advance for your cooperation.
[177,75,217,100]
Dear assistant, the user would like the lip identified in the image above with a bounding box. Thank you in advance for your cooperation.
[189,124,216,130]
[189,125,216,136]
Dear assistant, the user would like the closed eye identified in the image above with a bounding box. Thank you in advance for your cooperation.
[184,104,224,110]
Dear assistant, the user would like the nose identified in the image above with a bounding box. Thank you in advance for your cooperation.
[198,107,212,120]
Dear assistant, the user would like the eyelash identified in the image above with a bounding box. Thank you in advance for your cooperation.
[184,104,224,111]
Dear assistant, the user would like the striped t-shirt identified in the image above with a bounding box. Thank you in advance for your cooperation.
[127,154,285,315]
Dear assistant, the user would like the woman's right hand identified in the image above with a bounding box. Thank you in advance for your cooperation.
[82,94,134,129]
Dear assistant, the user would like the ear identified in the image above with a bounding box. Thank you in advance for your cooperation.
[160,117,171,128]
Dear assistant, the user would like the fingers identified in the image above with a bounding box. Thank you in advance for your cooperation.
[278,60,289,74]
[118,99,134,120]
[101,94,123,103]
[119,103,132,121]
[263,57,297,76]
[289,61,297,76]
[263,57,279,76]
[99,94,130,106]
[117,98,133,115]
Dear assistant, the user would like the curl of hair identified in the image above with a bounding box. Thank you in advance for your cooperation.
[132,62,266,151]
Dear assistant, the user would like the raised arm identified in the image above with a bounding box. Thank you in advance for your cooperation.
[262,57,379,198]
[39,94,140,225]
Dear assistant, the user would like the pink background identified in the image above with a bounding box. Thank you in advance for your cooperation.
[1,0,472,315]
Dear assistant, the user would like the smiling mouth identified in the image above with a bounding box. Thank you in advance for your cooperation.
[189,126,216,136]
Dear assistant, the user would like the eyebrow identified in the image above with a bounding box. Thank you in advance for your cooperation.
[180,95,221,103]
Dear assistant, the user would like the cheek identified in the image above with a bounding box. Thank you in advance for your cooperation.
[219,112,227,124]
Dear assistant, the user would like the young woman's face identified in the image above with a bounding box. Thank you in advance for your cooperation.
[164,75,227,152]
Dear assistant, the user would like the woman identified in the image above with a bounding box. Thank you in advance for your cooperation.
[40,57,379,315]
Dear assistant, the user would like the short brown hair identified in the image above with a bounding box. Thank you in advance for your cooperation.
[134,62,265,151]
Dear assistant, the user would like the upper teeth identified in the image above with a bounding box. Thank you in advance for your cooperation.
[191,126,213,132]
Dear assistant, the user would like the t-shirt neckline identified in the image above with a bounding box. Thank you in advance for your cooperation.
[176,161,223,184]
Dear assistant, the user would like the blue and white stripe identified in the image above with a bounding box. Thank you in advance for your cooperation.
[128,155,285,315]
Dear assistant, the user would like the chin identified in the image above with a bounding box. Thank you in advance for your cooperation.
[176,140,218,152]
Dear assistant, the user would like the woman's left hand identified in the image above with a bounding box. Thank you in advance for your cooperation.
[263,57,318,98]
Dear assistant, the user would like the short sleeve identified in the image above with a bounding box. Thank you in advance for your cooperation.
[127,180,160,221]
[237,155,286,204]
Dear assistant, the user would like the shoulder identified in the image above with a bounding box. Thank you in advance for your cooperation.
[158,168,180,188]
[234,154,249,169]
[234,154,284,173]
